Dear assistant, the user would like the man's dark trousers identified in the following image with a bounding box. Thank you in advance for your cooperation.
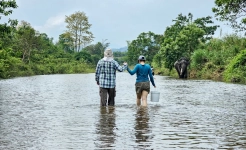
[100,87,115,106]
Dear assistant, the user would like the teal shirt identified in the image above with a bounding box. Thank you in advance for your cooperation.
[127,64,156,87]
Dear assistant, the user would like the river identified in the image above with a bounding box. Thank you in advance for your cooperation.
[0,73,245,149]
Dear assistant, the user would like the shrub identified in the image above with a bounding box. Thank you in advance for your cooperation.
[191,49,209,69]
[223,49,246,83]
[0,49,28,78]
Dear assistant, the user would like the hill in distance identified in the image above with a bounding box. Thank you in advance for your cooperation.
[111,46,128,52]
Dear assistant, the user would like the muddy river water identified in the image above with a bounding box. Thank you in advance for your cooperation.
[0,73,245,149]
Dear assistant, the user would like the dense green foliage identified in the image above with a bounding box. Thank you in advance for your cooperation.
[127,31,163,65]
[158,13,219,70]
[0,5,99,79]
[223,49,246,83]
[126,11,246,84]
[190,35,246,81]
[0,0,18,34]
[0,36,95,79]
[212,0,246,33]
[114,51,127,64]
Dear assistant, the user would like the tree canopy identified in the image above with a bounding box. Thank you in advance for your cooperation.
[65,11,94,52]
[159,13,219,70]
[212,0,246,33]
[0,0,18,34]
[127,31,163,65]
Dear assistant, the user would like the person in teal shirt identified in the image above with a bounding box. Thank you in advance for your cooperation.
[127,55,156,106]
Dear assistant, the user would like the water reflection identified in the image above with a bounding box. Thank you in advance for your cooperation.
[95,106,116,148]
[0,74,246,149]
[134,107,152,149]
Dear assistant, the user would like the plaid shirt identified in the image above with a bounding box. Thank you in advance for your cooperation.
[95,59,127,88]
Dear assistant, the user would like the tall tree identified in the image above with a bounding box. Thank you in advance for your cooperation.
[212,0,246,33]
[16,21,37,63]
[65,11,94,52]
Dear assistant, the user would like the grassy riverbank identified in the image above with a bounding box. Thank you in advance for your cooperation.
[0,48,96,79]
[154,64,245,85]
[0,60,95,79]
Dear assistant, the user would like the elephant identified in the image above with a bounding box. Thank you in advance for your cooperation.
[174,57,190,79]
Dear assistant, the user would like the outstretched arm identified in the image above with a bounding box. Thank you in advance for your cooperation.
[127,65,138,75]
[114,61,127,72]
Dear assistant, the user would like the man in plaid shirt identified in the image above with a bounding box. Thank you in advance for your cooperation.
[95,48,127,106]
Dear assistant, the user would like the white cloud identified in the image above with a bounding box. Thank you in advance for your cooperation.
[34,14,65,31]
[44,15,65,28]
[33,13,66,40]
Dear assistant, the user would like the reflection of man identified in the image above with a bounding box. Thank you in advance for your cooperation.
[135,107,151,149]
[95,48,127,106]
[95,107,116,148]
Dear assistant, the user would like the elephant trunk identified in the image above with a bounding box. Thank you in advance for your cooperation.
[180,63,187,78]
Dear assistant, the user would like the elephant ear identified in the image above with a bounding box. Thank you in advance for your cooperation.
[182,57,190,65]
[186,60,190,65]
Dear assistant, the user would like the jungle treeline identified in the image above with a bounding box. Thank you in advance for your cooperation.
[127,0,246,84]
[0,1,108,79]
[0,0,245,84]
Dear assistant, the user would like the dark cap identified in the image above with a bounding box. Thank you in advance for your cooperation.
[138,55,145,61]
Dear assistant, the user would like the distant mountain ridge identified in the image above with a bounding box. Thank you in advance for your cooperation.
[111,46,128,52]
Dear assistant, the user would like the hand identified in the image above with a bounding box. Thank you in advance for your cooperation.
[154,86,156,88]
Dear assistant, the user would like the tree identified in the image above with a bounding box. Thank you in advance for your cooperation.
[57,32,74,53]
[113,51,126,57]
[170,13,219,42]
[83,41,110,65]
[16,21,37,63]
[0,0,18,49]
[127,31,163,65]
[194,16,220,42]
[65,11,94,52]
[84,40,110,56]
[160,24,205,70]
[159,13,218,70]
[74,50,93,63]
[0,0,18,34]
[212,0,246,33]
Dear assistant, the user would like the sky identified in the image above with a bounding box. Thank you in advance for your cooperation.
[2,0,235,48]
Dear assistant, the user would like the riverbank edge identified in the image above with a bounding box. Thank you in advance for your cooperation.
[154,67,246,85]
[0,70,96,80]
[0,63,96,80]
[2,65,245,85]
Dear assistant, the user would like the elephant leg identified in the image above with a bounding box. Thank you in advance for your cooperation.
[184,68,188,78]
[174,61,181,78]
[180,73,184,78]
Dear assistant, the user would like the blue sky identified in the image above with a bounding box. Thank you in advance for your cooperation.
[3,0,234,48]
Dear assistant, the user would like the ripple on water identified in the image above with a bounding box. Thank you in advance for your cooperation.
[0,73,245,149]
